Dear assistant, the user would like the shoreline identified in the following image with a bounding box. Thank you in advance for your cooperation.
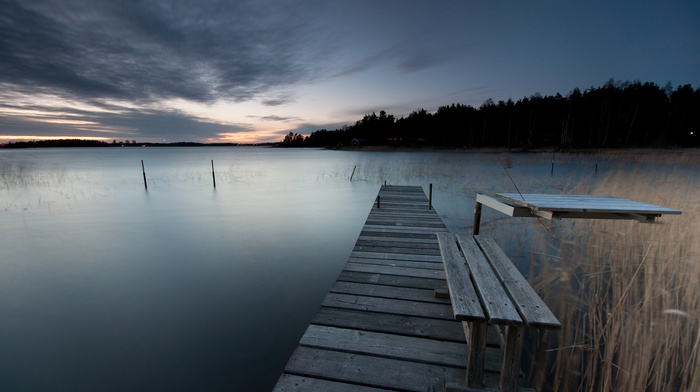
[335,145,700,164]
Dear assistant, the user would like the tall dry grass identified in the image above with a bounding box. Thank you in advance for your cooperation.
[529,165,699,391]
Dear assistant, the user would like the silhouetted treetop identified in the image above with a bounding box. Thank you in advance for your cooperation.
[281,80,699,149]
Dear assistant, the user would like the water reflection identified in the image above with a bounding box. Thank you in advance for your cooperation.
[0,147,694,391]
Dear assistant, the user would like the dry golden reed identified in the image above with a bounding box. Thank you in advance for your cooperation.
[529,163,699,391]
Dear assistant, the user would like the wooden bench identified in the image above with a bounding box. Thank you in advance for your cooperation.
[436,233,561,392]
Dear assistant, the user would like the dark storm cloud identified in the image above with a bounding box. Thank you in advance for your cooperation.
[0,0,325,104]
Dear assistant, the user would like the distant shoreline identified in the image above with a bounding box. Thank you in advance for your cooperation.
[335,145,700,164]
[0,141,273,149]
[2,141,697,164]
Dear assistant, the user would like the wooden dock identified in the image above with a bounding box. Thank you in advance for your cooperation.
[273,185,531,392]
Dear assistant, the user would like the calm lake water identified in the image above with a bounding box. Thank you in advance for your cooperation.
[0,147,692,391]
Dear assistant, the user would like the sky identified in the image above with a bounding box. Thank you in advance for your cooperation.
[1,0,698,144]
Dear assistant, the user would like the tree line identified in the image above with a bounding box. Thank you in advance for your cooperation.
[280,79,699,149]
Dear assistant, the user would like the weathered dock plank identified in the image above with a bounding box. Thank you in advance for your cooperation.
[322,292,456,319]
[347,257,444,270]
[274,374,394,392]
[357,235,439,244]
[343,262,446,279]
[312,307,467,343]
[337,270,445,290]
[283,346,464,392]
[349,252,443,262]
[353,244,442,256]
[330,281,450,303]
[273,185,530,391]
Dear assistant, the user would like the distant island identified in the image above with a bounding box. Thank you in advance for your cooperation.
[281,79,699,150]
[0,140,275,149]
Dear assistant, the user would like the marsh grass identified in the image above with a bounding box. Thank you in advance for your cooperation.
[527,164,699,391]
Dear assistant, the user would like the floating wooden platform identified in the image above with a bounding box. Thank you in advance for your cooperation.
[273,186,532,392]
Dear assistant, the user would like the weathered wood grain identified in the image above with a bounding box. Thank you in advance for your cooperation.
[312,307,467,343]
[349,252,443,262]
[496,193,682,214]
[360,230,439,239]
[464,320,488,388]
[337,270,445,290]
[353,244,442,256]
[330,281,451,304]
[360,224,450,233]
[500,325,525,392]
[357,235,439,245]
[456,235,523,327]
[355,239,440,249]
[435,233,486,323]
[343,262,446,279]
[300,325,465,367]
[299,325,508,374]
[273,374,394,392]
[473,235,560,329]
[283,346,464,392]
[347,257,444,270]
[322,293,456,319]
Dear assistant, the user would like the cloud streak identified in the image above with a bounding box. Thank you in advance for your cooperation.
[248,115,304,123]
[0,97,251,142]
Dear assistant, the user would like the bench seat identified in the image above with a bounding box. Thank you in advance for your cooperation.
[469,235,560,329]
[436,233,560,392]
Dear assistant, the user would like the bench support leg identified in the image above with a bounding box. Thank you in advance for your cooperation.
[462,321,487,389]
[500,325,525,392]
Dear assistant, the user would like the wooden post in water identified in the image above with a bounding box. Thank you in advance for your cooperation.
[595,154,599,174]
[429,183,433,210]
[141,160,148,190]
[211,160,216,188]
[472,201,482,235]
[550,151,555,176]
[350,165,356,181]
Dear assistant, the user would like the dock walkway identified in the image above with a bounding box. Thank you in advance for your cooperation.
[273,185,530,392]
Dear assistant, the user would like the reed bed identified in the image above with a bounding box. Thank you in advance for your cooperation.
[528,166,699,391]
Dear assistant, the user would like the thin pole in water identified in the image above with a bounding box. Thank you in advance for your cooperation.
[473,201,483,235]
[350,165,356,181]
[141,160,148,190]
[595,154,599,174]
[211,160,216,188]
[550,151,555,176]
[429,183,433,210]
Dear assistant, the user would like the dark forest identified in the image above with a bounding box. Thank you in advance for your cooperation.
[281,79,699,149]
